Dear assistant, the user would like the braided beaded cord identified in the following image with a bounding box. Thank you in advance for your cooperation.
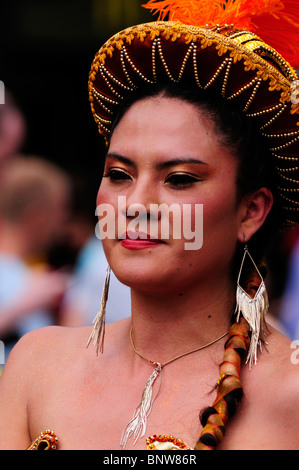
[195,317,251,450]
[195,268,264,450]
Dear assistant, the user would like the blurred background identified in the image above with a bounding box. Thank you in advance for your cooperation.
[0,1,299,368]
[0,0,153,363]
[2,0,152,213]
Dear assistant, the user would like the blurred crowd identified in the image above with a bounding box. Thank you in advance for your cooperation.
[0,90,130,366]
[0,87,299,370]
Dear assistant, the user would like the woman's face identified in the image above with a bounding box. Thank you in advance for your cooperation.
[97,95,247,294]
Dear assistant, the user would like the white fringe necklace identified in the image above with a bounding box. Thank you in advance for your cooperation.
[120,326,229,449]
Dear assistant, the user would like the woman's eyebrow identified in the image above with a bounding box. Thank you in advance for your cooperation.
[106,153,135,167]
[157,158,209,169]
[106,153,208,169]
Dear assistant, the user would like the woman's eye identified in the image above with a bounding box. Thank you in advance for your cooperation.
[164,173,201,187]
[103,169,132,182]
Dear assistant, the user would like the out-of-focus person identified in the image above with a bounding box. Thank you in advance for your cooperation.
[60,179,130,328]
[0,91,27,176]
[61,235,131,327]
[0,156,71,360]
[278,230,299,340]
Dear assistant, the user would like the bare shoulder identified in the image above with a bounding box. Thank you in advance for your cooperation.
[250,324,299,396]
[245,324,299,437]
[0,321,128,449]
[0,326,83,449]
[224,324,299,449]
[0,326,90,400]
[265,324,299,400]
[2,318,130,383]
[4,325,89,370]
[264,323,299,372]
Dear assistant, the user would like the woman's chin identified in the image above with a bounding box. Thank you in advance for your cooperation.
[111,265,181,295]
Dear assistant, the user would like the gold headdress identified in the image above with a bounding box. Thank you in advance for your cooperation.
[88,0,299,226]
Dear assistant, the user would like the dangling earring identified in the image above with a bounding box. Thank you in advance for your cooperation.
[86,265,111,355]
[235,240,269,369]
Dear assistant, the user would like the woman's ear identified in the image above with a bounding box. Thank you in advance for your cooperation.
[237,187,273,243]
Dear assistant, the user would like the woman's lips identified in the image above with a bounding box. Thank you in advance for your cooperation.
[120,231,165,250]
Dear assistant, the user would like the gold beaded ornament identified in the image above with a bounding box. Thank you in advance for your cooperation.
[146,434,192,450]
[88,1,299,227]
[27,430,58,450]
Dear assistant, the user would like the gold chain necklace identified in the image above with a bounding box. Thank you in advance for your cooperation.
[120,326,229,448]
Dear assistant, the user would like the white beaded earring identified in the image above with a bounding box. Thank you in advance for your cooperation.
[86,265,111,355]
[235,240,269,369]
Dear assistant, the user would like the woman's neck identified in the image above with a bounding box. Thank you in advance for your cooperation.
[129,278,235,365]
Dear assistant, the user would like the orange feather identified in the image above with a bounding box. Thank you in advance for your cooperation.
[142,0,299,68]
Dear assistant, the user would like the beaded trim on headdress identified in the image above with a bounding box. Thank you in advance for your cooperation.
[88,1,299,226]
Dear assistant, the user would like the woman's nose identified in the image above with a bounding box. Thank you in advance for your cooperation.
[122,178,160,220]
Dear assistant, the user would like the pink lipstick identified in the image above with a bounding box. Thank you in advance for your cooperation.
[120,231,165,250]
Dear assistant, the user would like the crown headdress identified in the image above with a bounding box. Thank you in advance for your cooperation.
[142,0,299,67]
[88,0,299,226]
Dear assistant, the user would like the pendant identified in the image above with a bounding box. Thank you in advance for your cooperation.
[120,363,162,448]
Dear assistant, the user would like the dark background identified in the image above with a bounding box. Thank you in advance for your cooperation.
[2,0,152,226]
